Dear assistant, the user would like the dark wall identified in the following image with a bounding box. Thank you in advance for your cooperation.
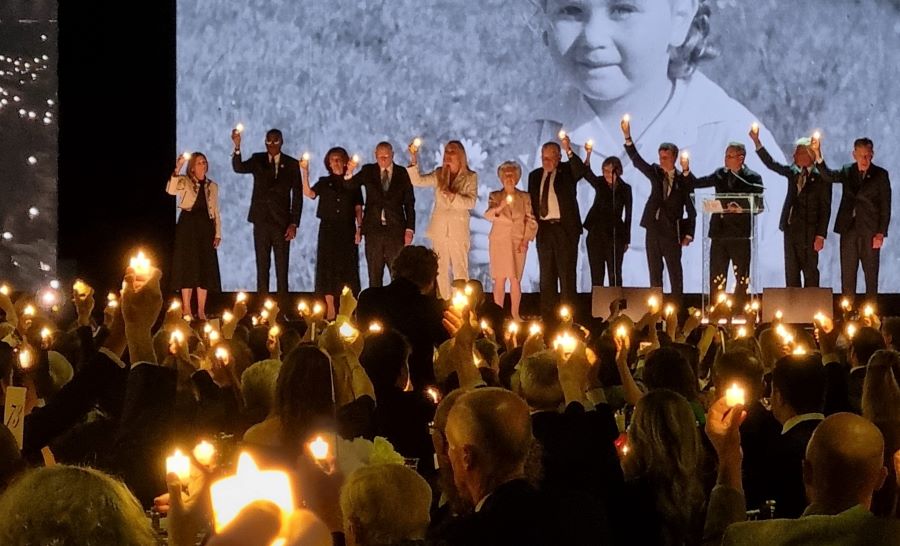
[57,0,176,292]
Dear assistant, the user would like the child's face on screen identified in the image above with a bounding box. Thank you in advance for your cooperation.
[543,0,691,102]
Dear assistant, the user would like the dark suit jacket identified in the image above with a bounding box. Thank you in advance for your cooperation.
[356,277,449,388]
[757,147,831,241]
[527,152,588,237]
[349,163,416,236]
[232,152,302,228]
[583,170,633,245]
[767,418,822,518]
[625,142,697,240]
[740,399,783,512]
[818,160,891,237]
[688,166,764,239]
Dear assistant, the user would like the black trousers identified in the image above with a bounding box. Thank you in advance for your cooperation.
[537,221,578,321]
[784,230,819,287]
[840,230,880,300]
[365,228,404,288]
[253,222,290,303]
[710,238,750,305]
[586,229,626,287]
[645,226,683,295]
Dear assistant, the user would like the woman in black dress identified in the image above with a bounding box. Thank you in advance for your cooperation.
[584,155,633,287]
[167,152,222,320]
[300,147,363,319]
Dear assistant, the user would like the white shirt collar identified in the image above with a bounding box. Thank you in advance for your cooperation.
[474,492,492,513]
[781,412,824,435]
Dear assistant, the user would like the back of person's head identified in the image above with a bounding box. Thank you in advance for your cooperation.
[47,350,74,394]
[391,245,439,292]
[446,388,533,483]
[862,350,900,423]
[498,346,523,390]
[772,354,826,415]
[340,464,432,546]
[881,317,900,350]
[643,347,698,401]
[281,327,302,357]
[0,465,156,545]
[670,341,701,382]
[624,389,704,544]
[248,325,272,363]
[241,359,282,422]
[474,337,499,370]
[359,329,410,392]
[713,349,764,400]
[519,350,563,411]
[804,413,887,511]
[588,333,621,387]
[275,346,335,450]
[851,326,886,368]
[758,327,790,374]
[0,425,23,493]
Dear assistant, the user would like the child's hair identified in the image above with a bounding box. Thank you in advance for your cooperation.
[530,0,718,79]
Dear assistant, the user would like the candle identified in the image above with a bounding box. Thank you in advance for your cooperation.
[507,322,520,334]
[725,298,734,309]
[368,321,383,334]
[170,329,185,346]
[736,326,747,338]
[813,312,826,324]
[646,296,659,311]
[725,383,746,407]
[694,310,702,319]
[812,130,821,140]
[840,298,851,311]
[260,309,270,322]
[251,316,259,327]
[529,322,542,336]
[234,123,244,133]
[451,290,469,312]
[166,449,191,483]
[193,440,216,467]
[297,300,310,315]
[622,444,629,456]
[615,325,627,339]
[863,304,874,317]
[204,323,214,335]
[222,310,234,324]
[681,151,690,160]
[301,152,310,162]
[339,322,359,342]
[559,305,571,320]
[412,137,422,148]
[585,138,594,151]
[312,302,324,316]
[463,283,474,297]
[308,436,330,461]
[557,129,567,140]
[846,324,857,339]
[553,332,577,356]
[214,346,230,364]
[716,292,727,304]
[341,286,351,297]
[264,299,275,311]
[129,250,151,279]
[664,304,675,317]
[750,300,760,311]
[505,194,513,205]
[210,452,295,533]
[18,348,32,369]
[268,325,281,338]
[208,330,221,344]
[426,387,440,404]
[23,304,35,317]
[183,314,193,323]
[181,151,191,160]
[351,154,360,164]
[72,280,88,297]
[793,345,807,355]
[622,113,631,123]
[236,292,248,304]
[751,121,759,133]
[41,291,56,307]
[479,319,489,331]
[169,300,181,312]
[40,327,51,341]
[774,310,783,321]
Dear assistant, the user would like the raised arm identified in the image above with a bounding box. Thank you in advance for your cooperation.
[300,160,317,199]
[230,129,253,174]
[166,155,188,195]
[749,127,793,178]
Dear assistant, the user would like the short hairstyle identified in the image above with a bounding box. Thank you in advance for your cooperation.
[375,141,393,153]
[324,146,350,174]
[862,350,900,423]
[359,329,411,392]
[643,347,698,401]
[851,326,887,368]
[601,156,623,177]
[772,354,826,415]
[726,142,746,157]
[241,358,282,419]
[266,128,283,140]
[658,142,679,157]
[713,349,764,399]
[391,245,439,292]
[274,346,336,453]
[882,317,900,349]
[0,466,156,545]
[854,137,874,150]
[541,141,561,155]
[496,160,523,182]
[794,137,813,148]
[519,350,563,410]
[340,464,432,545]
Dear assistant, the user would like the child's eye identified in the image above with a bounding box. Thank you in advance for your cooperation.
[554,3,586,18]
[608,2,639,19]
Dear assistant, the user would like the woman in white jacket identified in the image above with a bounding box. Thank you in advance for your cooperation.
[167,152,222,320]
[406,140,477,299]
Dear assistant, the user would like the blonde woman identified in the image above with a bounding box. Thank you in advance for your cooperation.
[484,161,537,320]
[407,140,478,299]
[168,152,222,320]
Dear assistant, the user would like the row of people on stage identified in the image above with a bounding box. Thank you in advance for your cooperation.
[165,124,890,321]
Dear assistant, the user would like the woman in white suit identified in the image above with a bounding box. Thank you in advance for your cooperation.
[167,152,222,320]
[484,161,537,320]
[407,140,478,299]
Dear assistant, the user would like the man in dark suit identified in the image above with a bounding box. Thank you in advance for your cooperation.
[686,142,763,306]
[347,142,416,288]
[621,120,696,297]
[814,137,891,301]
[753,132,831,287]
[356,245,448,389]
[528,136,587,322]
[231,128,302,307]
[583,155,632,287]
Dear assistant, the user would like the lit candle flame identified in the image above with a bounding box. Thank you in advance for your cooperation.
[236,292,248,303]
[736,326,747,338]
[412,137,422,148]
[507,322,520,334]
[170,329,185,345]
[222,310,234,323]
[18,348,32,369]
[210,452,295,533]
[308,436,330,461]
[664,304,674,317]
[208,330,221,344]
[298,300,310,315]
[725,383,746,408]
[268,325,281,338]
[204,324,213,335]
[529,322,542,336]
[793,345,807,355]
[559,305,571,319]
[505,194,513,204]
[181,151,191,160]
[166,449,191,483]
[615,325,627,339]
[622,113,630,123]
[426,387,440,404]
[129,250,151,278]
[193,441,216,467]
[681,151,689,160]
[585,138,594,150]
[646,296,659,310]
[40,327,51,340]
[451,290,469,312]
[553,332,578,356]
[479,319,489,331]
[840,298,851,311]
[234,123,244,133]
[846,324,857,338]
[23,304,35,317]
[169,300,181,311]
[351,154,360,163]
[339,322,359,341]
[775,310,783,321]
[264,299,275,311]
[312,302,324,316]
[72,280,88,296]
[863,304,874,317]
[812,130,821,140]
[301,151,310,162]
[0,284,8,296]
[214,347,230,363]
[751,121,759,133]
[368,321,383,333]
[557,129,567,140]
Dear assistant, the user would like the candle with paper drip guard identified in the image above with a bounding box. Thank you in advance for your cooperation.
[210,452,295,533]
[72,279,89,297]
[18,348,33,369]
[529,322,542,337]
[339,322,359,342]
[297,300,310,315]
[451,290,469,313]
[725,383,746,408]
[166,449,191,482]
[559,305,572,321]
[552,332,578,357]
[236,292,248,304]
[193,441,216,467]
[214,346,230,364]
[129,250,151,280]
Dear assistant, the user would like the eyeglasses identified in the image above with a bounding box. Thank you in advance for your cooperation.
[265,140,282,145]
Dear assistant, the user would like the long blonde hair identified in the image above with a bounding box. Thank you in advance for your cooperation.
[439,140,471,189]
[863,350,900,423]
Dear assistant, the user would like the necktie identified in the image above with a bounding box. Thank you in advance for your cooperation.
[797,169,807,193]
[381,169,390,192]
[539,171,552,218]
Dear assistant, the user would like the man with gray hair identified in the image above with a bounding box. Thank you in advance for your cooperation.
[685,141,764,307]
[751,131,831,287]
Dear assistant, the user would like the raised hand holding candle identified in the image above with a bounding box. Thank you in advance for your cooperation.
[166,449,191,482]
[553,332,577,357]
[0,284,9,296]
[18,347,33,369]
[725,383,745,407]
[210,452,295,533]
[451,290,469,313]
[585,139,594,152]
[236,292,248,304]
[234,123,244,133]
[529,322,542,337]
[193,440,216,467]
[750,121,759,134]
[557,129,567,140]
[559,305,572,320]
[339,322,359,342]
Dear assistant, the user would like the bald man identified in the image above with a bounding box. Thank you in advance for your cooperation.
[436,388,561,546]
[705,409,900,546]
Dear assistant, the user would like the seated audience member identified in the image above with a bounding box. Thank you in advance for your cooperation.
[427,389,468,540]
[861,350,900,518]
[705,407,900,545]
[0,425,23,493]
[880,317,900,351]
[0,465,157,545]
[823,325,884,415]
[357,245,449,389]
[765,354,827,518]
[438,388,560,546]
[643,346,705,423]
[240,358,282,429]
[711,349,781,512]
[340,464,432,546]
[622,389,706,545]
